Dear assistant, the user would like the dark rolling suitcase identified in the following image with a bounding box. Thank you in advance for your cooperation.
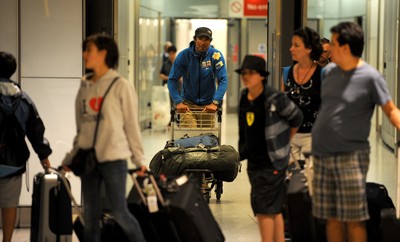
[127,170,225,242]
[286,167,327,242]
[164,176,225,242]
[100,211,130,242]
[127,174,181,242]
[30,170,73,242]
[73,184,130,242]
[366,182,395,242]
[381,208,400,242]
[73,212,129,242]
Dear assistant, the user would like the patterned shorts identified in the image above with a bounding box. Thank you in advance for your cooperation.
[312,149,370,221]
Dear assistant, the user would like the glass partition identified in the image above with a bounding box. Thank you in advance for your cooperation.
[138,7,161,129]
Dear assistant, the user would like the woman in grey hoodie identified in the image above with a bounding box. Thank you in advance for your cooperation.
[63,34,146,242]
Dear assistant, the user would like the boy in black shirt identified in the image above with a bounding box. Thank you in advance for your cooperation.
[237,55,303,242]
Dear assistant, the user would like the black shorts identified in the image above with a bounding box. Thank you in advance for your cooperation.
[248,168,286,215]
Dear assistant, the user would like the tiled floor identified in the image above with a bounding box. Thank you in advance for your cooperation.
[2,113,398,242]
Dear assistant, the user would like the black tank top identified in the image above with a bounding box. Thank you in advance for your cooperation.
[284,65,322,133]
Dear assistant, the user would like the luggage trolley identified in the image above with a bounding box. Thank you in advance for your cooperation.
[170,107,223,203]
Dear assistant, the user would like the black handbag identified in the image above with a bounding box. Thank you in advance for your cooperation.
[69,148,97,177]
[69,77,119,176]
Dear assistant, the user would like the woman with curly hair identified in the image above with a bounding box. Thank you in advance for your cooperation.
[283,27,323,165]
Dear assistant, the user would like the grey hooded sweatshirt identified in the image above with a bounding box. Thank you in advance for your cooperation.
[63,69,145,167]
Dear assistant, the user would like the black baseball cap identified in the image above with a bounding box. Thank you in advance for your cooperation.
[194,27,212,39]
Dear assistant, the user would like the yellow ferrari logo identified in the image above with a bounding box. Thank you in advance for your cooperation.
[212,52,221,60]
[246,112,254,126]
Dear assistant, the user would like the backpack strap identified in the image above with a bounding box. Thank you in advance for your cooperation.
[91,77,119,148]
[282,66,291,85]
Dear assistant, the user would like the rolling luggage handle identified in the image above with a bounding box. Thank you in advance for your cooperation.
[288,151,313,196]
[128,168,166,207]
[303,152,314,196]
[50,167,85,226]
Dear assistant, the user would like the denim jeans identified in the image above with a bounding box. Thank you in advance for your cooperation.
[81,160,145,242]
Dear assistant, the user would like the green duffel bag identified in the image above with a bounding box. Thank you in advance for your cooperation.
[149,145,240,182]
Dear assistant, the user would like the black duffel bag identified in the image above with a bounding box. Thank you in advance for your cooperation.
[149,145,240,182]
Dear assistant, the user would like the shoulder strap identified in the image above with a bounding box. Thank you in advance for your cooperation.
[320,66,325,80]
[282,66,291,84]
[92,77,119,147]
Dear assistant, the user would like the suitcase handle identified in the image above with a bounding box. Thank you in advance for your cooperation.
[289,152,314,197]
[128,169,166,207]
[49,167,85,226]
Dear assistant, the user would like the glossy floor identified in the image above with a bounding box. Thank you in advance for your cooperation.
[2,113,398,242]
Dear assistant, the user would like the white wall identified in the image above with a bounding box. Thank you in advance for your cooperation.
[366,0,380,69]
[0,0,83,205]
[0,0,19,80]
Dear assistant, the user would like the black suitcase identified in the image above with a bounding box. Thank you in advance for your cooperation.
[73,210,130,242]
[127,170,225,242]
[73,183,130,242]
[163,176,225,242]
[381,208,400,242]
[366,182,395,242]
[286,168,327,242]
[127,175,181,242]
[30,171,73,242]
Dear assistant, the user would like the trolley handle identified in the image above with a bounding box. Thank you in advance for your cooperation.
[217,107,222,122]
[128,168,166,207]
[170,107,176,122]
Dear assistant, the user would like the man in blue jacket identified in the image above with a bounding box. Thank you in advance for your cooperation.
[168,27,228,114]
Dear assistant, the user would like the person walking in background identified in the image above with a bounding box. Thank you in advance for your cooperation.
[0,51,52,242]
[162,41,173,63]
[160,45,178,86]
[312,22,400,242]
[62,34,146,242]
[168,27,228,114]
[237,55,303,242]
[318,37,331,67]
[282,27,323,165]
[160,45,180,120]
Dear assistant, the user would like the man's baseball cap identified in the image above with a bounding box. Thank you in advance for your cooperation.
[194,27,212,39]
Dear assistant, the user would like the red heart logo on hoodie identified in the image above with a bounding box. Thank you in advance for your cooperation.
[89,97,103,112]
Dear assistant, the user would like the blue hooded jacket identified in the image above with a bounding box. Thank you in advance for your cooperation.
[168,41,228,106]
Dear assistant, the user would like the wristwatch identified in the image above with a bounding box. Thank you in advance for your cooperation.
[212,100,220,106]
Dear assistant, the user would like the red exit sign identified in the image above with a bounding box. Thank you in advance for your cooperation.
[244,0,268,17]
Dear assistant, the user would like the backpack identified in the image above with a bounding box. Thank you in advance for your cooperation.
[0,94,30,178]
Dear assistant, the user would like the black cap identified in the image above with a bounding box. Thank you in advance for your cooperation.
[235,55,269,77]
[194,27,212,39]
